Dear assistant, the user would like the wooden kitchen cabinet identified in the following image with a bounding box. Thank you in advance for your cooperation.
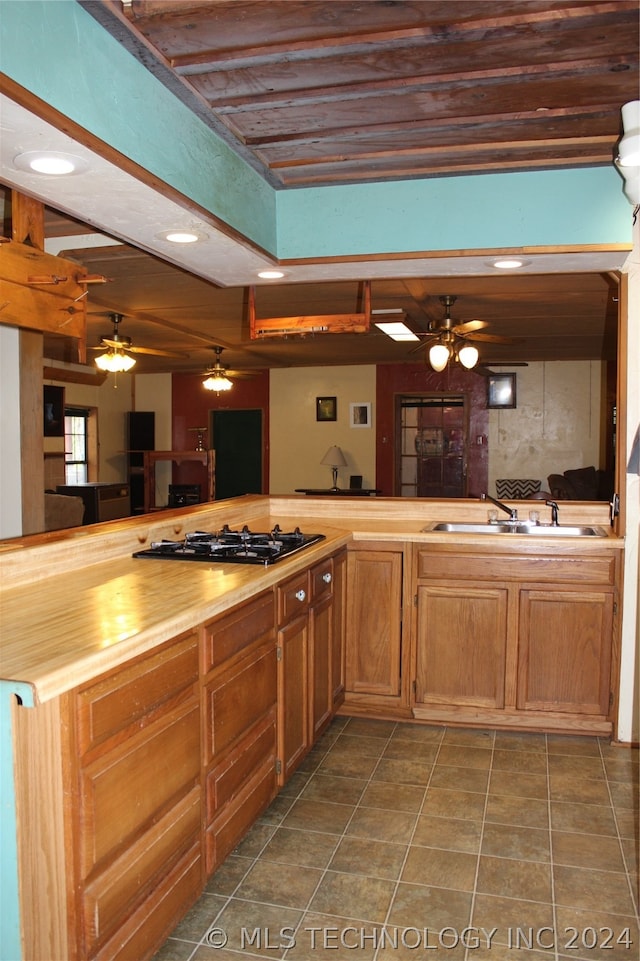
[276,551,345,783]
[343,542,410,716]
[277,569,311,782]
[201,590,278,875]
[70,630,202,961]
[517,587,614,716]
[415,582,509,710]
[412,545,620,735]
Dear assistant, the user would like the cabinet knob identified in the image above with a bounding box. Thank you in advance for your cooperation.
[295,589,306,602]
[322,572,332,584]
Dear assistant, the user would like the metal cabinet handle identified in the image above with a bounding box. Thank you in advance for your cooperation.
[295,589,306,602]
[322,572,332,584]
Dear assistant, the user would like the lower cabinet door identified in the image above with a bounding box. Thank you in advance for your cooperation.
[517,588,614,715]
[415,582,509,709]
[277,613,310,783]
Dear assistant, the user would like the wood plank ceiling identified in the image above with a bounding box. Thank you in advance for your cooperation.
[107,0,639,187]
[39,0,637,374]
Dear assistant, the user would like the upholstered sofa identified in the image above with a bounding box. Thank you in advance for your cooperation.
[44,491,85,531]
[547,466,613,501]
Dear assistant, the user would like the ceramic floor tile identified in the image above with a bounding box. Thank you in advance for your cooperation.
[484,793,550,830]
[412,813,482,853]
[309,869,396,923]
[234,859,323,909]
[359,780,426,813]
[402,844,477,891]
[346,805,418,844]
[282,798,356,834]
[259,826,341,868]
[436,744,493,769]
[372,756,434,786]
[476,854,552,903]
[300,772,367,805]
[152,721,639,961]
[492,748,548,774]
[552,830,627,874]
[481,822,551,862]
[421,786,486,821]
[329,835,407,880]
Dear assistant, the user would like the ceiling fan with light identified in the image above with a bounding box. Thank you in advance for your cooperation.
[90,313,183,372]
[201,346,256,391]
[412,296,521,371]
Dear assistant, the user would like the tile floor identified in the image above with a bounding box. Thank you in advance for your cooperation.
[153,718,639,961]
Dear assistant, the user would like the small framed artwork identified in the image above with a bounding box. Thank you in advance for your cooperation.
[350,402,371,428]
[487,373,517,409]
[316,396,337,421]
[43,385,65,436]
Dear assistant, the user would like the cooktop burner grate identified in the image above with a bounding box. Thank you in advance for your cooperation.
[133,524,325,566]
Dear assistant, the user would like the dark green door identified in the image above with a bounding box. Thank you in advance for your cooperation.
[210,409,263,499]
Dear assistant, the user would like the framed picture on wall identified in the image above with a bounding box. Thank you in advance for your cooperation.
[487,373,516,409]
[316,396,337,421]
[43,385,65,436]
[350,402,371,428]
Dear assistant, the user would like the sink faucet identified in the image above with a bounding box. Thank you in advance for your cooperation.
[480,493,518,521]
[546,500,560,526]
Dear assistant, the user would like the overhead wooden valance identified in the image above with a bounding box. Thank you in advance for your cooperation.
[249,280,371,339]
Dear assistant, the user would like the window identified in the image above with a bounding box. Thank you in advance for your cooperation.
[64,408,89,484]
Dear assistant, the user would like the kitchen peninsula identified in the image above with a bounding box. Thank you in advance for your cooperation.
[0,494,623,961]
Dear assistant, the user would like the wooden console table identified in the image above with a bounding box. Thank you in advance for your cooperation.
[144,450,215,511]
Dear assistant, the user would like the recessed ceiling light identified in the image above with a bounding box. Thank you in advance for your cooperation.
[158,229,206,244]
[491,258,529,269]
[257,269,285,280]
[13,150,88,175]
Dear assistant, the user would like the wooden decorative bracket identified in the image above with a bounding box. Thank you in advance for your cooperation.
[249,280,371,339]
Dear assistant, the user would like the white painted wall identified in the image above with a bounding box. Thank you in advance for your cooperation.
[61,375,134,483]
[269,365,377,493]
[488,361,604,496]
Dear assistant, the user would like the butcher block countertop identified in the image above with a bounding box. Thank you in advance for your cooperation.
[0,494,621,704]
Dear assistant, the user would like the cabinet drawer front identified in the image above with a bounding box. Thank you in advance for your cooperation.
[76,633,198,755]
[89,841,202,961]
[416,549,616,585]
[277,570,310,625]
[205,762,276,875]
[203,591,274,674]
[82,787,200,952]
[206,712,276,821]
[204,643,277,765]
[80,701,200,876]
[311,558,333,601]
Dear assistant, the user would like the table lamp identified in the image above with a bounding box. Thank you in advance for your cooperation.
[321,445,347,490]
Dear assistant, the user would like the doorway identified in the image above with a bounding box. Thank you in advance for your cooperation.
[395,394,468,497]
[209,409,263,499]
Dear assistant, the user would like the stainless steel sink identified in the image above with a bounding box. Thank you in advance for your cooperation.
[424,522,608,537]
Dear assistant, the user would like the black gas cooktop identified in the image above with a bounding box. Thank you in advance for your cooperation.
[132,524,325,566]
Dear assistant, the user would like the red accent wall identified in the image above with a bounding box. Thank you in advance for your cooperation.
[375,363,489,497]
[171,371,270,492]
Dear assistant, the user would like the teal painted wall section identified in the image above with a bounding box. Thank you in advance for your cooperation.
[0,0,276,253]
[276,167,632,258]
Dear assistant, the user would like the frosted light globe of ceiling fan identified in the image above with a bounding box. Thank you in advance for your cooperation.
[458,344,480,369]
[95,349,136,372]
[429,343,450,372]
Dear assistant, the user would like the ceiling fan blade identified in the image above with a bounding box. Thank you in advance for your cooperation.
[408,334,438,353]
[464,332,524,345]
[452,320,488,335]
[129,345,187,357]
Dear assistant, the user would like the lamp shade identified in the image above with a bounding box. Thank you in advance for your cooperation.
[429,343,450,372]
[203,371,233,391]
[321,445,347,467]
